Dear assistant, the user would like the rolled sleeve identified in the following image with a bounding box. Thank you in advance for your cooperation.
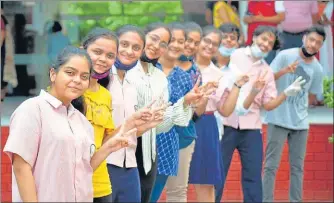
[3,99,41,168]
[262,72,278,105]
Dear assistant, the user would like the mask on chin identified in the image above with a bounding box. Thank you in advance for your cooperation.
[250,43,268,59]
[91,69,110,80]
[114,57,138,71]
[218,45,237,57]
[179,55,193,62]
[301,37,317,58]
[140,51,159,67]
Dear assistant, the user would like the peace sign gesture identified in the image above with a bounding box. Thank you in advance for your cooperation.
[285,60,299,74]
[252,69,268,93]
[184,75,205,106]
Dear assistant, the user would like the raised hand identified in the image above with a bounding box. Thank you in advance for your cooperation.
[285,60,299,74]
[235,74,250,87]
[184,75,205,106]
[106,127,137,152]
[252,69,268,93]
[283,76,306,96]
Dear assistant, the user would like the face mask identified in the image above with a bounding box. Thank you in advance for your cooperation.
[218,45,236,57]
[114,57,138,71]
[140,51,159,67]
[91,69,110,80]
[178,55,193,62]
[250,44,268,59]
[301,38,317,58]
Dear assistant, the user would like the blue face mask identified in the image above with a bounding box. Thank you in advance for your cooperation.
[250,44,268,59]
[178,55,193,62]
[218,46,237,57]
[114,58,138,71]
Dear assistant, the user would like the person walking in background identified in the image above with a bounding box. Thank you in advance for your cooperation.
[47,21,71,63]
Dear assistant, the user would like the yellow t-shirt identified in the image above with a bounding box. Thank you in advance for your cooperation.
[84,85,115,198]
[213,1,241,28]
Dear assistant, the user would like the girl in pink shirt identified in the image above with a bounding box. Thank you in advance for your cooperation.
[188,25,249,202]
[3,46,149,202]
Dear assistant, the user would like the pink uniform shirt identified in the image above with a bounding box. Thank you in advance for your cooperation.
[223,47,278,129]
[4,90,95,202]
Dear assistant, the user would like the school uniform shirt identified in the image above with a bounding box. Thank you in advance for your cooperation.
[265,48,323,130]
[176,63,199,149]
[223,47,278,130]
[155,66,193,176]
[4,90,95,202]
[106,65,138,168]
[84,85,115,198]
[126,62,193,174]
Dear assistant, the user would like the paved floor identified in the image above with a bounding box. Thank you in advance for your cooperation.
[1,96,333,127]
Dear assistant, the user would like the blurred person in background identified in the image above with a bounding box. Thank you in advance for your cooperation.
[213,0,244,45]
[280,1,319,51]
[47,21,71,63]
[1,2,17,101]
[243,0,285,64]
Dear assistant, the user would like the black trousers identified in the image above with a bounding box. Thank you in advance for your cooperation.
[136,137,158,203]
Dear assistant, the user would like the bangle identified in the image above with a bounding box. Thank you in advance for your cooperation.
[234,83,242,89]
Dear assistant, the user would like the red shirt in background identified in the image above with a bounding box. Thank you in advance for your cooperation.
[246,1,278,45]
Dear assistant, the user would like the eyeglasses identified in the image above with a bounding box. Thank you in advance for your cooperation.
[148,34,168,49]
[202,37,220,48]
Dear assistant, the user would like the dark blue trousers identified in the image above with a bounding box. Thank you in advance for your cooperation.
[107,164,141,202]
[215,126,263,203]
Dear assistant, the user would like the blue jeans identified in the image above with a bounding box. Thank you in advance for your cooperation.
[215,126,263,202]
[107,164,141,202]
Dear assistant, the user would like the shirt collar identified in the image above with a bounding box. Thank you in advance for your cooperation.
[40,90,76,116]
[244,46,265,66]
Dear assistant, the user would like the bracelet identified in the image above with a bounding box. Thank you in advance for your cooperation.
[234,83,242,89]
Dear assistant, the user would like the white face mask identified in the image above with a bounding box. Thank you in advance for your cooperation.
[250,43,268,59]
[218,45,237,57]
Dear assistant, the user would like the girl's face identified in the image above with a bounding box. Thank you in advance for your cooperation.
[198,32,220,60]
[144,28,170,59]
[184,31,201,57]
[165,29,185,60]
[86,37,117,74]
[118,31,144,65]
[50,56,90,103]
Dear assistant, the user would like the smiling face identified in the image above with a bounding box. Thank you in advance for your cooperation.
[50,55,91,104]
[86,37,117,74]
[144,27,170,59]
[252,31,276,54]
[184,31,201,57]
[221,31,239,49]
[165,29,185,60]
[118,31,145,65]
[303,32,324,55]
[198,32,221,60]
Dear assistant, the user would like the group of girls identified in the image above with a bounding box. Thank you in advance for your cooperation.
[4,20,298,203]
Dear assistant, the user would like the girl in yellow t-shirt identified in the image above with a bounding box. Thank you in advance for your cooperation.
[74,28,118,202]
